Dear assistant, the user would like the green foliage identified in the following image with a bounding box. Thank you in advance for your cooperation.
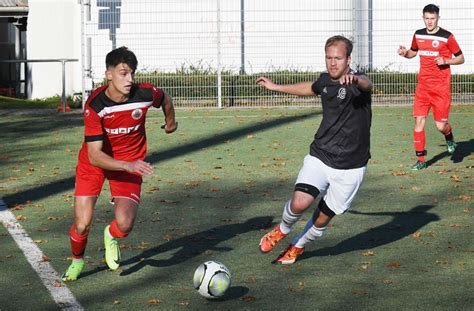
[0,95,75,109]
[135,70,473,99]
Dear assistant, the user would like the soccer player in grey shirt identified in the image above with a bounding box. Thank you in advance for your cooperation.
[257,35,372,264]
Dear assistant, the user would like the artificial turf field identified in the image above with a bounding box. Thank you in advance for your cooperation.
[0,106,473,310]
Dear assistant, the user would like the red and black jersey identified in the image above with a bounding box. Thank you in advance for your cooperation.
[410,27,463,85]
[78,83,164,165]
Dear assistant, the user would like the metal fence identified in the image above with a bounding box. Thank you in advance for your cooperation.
[81,0,474,108]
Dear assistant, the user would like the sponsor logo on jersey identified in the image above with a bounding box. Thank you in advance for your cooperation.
[337,87,346,100]
[105,124,141,134]
[132,108,143,120]
[322,87,328,93]
[419,50,439,57]
[104,114,115,119]
[432,40,440,48]
[85,109,90,117]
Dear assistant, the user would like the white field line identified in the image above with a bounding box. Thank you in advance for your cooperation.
[0,199,83,311]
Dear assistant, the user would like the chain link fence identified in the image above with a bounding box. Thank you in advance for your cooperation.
[81,0,473,108]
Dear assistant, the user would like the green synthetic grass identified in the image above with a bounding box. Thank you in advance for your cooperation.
[0,95,74,109]
[0,107,473,310]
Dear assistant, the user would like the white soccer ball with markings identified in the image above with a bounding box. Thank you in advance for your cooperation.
[193,261,231,299]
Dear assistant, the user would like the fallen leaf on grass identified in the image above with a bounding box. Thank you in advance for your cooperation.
[148,298,161,305]
[42,256,50,262]
[449,224,469,228]
[435,259,448,264]
[450,175,461,182]
[33,240,48,244]
[391,171,407,176]
[362,250,374,256]
[351,289,367,296]
[385,262,401,268]
[16,215,27,221]
[448,195,471,201]
[240,296,256,302]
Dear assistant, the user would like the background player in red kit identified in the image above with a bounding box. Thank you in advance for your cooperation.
[398,4,464,170]
[62,47,177,281]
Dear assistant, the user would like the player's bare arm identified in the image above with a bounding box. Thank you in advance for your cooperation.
[161,91,178,134]
[435,53,465,66]
[256,77,315,96]
[339,74,372,92]
[398,45,417,59]
[87,140,154,176]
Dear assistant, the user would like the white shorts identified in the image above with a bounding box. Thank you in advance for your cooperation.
[295,155,367,215]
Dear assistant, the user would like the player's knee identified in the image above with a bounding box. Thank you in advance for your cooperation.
[291,196,314,214]
[74,223,91,235]
[316,199,335,227]
[435,122,448,132]
[117,221,134,234]
[292,183,319,213]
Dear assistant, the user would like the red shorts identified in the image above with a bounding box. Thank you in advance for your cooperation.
[414,82,451,122]
[74,161,142,204]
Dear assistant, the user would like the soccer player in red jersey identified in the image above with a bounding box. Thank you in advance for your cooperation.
[398,4,464,170]
[62,47,177,281]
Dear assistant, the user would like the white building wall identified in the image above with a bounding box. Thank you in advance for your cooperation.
[26,0,82,99]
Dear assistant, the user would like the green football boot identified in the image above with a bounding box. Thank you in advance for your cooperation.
[446,140,457,154]
[61,259,85,282]
[411,160,427,171]
[104,225,121,271]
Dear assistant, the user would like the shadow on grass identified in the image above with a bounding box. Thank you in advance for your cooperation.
[3,111,319,206]
[426,139,474,167]
[300,205,438,261]
[79,216,274,279]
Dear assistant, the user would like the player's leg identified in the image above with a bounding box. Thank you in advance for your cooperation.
[276,165,366,264]
[62,197,96,281]
[104,172,142,270]
[63,164,103,281]
[260,155,327,253]
[412,85,429,170]
[432,87,457,154]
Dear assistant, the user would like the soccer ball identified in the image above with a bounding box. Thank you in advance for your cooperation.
[193,261,231,299]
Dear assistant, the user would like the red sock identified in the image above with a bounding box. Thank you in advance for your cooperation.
[69,224,88,259]
[109,219,129,238]
[413,130,426,161]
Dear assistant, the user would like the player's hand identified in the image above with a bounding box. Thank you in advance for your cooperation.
[161,121,178,134]
[398,45,408,57]
[124,160,154,176]
[256,76,277,91]
[435,57,447,66]
[339,74,358,85]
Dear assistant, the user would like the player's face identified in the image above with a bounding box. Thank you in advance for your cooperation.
[423,12,439,32]
[325,43,351,80]
[106,63,135,98]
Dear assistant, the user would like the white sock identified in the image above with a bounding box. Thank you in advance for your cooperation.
[72,257,84,263]
[279,200,303,234]
[292,224,326,248]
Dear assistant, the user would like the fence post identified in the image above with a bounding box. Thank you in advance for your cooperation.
[216,0,222,109]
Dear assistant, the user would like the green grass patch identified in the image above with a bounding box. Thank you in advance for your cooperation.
[0,95,69,109]
[0,107,473,309]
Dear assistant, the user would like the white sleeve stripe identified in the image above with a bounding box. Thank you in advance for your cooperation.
[98,101,153,118]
